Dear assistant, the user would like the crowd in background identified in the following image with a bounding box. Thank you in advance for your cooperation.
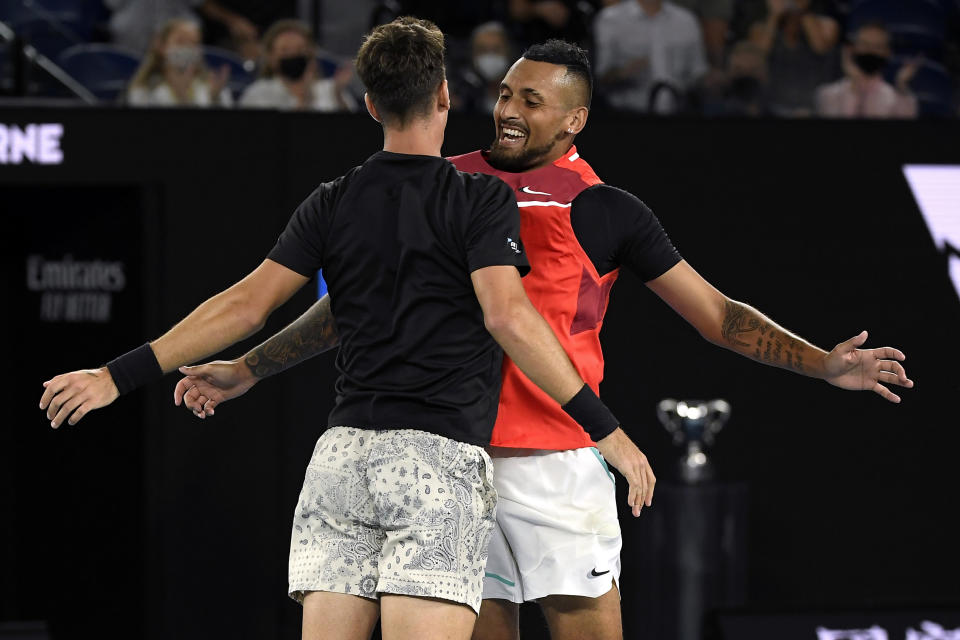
[2,0,959,117]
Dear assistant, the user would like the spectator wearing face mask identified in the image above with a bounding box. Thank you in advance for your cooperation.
[127,18,233,107]
[702,40,770,116]
[450,22,513,114]
[239,20,356,112]
[815,21,918,119]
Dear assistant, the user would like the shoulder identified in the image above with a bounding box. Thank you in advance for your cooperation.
[664,2,701,29]
[596,1,628,21]
[574,184,651,217]
[460,170,513,202]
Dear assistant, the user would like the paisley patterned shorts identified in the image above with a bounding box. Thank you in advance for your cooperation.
[288,426,497,613]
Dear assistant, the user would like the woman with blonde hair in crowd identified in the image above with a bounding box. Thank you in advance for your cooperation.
[127,18,233,108]
[239,19,356,112]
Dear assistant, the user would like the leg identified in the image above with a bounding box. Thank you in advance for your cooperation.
[539,581,622,640]
[471,598,520,640]
[380,594,477,640]
[302,591,380,640]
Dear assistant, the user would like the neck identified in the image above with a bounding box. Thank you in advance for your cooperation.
[638,0,663,14]
[382,118,444,157]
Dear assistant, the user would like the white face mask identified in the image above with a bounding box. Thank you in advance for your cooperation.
[474,53,509,82]
[166,45,202,71]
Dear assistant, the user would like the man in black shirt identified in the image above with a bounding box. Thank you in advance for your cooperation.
[37,20,630,640]
[173,40,912,640]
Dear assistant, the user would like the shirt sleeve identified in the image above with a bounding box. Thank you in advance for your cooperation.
[267,181,338,277]
[570,185,681,282]
[464,176,531,276]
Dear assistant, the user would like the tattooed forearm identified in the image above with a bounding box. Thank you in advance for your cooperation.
[721,299,806,374]
[244,295,339,379]
[721,299,763,347]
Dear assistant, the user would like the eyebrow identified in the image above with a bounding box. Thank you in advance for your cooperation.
[499,83,546,102]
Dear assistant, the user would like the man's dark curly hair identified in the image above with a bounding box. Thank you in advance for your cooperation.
[356,17,446,127]
[521,39,592,108]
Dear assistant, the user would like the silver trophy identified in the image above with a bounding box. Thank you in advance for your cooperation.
[657,399,732,484]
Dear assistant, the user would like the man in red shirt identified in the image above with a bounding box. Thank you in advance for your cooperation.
[173,40,912,640]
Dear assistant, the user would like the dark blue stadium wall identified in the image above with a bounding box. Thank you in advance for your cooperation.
[3,109,959,639]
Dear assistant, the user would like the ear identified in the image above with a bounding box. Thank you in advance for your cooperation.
[564,106,589,136]
[364,93,381,123]
[437,79,450,113]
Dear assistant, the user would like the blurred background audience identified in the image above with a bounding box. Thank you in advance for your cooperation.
[126,18,232,107]
[0,0,957,117]
[239,19,355,111]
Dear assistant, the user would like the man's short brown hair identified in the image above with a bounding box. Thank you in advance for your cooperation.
[356,17,446,127]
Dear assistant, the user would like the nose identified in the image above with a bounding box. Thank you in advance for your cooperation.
[498,95,520,122]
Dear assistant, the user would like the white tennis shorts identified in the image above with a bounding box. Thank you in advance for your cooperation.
[481,447,622,602]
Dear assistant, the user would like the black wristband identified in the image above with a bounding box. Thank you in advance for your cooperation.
[106,343,164,396]
[561,384,619,441]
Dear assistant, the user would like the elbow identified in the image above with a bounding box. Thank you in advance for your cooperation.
[226,290,270,337]
[483,307,523,343]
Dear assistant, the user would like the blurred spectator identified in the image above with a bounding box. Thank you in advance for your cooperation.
[239,20,356,111]
[702,40,771,116]
[507,0,600,48]
[450,22,513,114]
[594,0,708,113]
[815,21,918,118]
[671,0,734,68]
[126,19,233,107]
[106,0,259,56]
[749,0,840,116]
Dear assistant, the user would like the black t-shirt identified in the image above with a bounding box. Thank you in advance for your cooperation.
[268,151,529,445]
[569,184,681,280]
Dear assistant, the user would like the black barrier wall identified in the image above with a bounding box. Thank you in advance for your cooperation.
[3,109,959,639]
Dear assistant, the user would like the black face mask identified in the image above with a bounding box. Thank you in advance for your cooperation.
[853,53,888,75]
[729,75,763,102]
[278,55,309,80]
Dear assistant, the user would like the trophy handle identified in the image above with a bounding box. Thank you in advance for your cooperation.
[657,398,683,444]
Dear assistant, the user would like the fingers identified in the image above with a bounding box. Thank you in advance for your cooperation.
[51,393,85,428]
[644,464,657,507]
[173,376,193,405]
[845,330,868,349]
[876,360,913,387]
[39,375,68,410]
[873,382,901,404]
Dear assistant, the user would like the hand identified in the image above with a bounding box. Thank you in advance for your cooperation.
[173,360,258,419]
[594,428,656,517]
[333,64,353,91]
[39,367,119,428]
[823,331,913,402]
[227,15,258,42]
[209,64,231,99]
[766,0,789,17]
[895,55,922,92]
[534,0,571,28]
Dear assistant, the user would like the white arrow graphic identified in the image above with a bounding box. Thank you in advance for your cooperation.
[903,165,960,301]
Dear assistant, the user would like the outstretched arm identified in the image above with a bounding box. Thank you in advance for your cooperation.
[472,265,656,516]
[174,294,339,418]
[39,259,309,428]
[646,260,914,402]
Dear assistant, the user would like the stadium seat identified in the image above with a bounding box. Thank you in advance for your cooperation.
[202,45,255,98]
[315,48,346,78]
[848,0,948,57]
[903,59,955,117]
[57,43,139,102]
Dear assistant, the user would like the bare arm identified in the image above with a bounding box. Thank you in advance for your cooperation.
[471,266,584,404]
[472,265,656,516]
[646,260,913,401]
[39,259,308,427]
[800,13,839,55]
[174,294,339,417]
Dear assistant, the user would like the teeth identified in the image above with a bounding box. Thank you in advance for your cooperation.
[503,128,526,138]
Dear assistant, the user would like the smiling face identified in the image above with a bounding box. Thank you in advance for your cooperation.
[488,58,588,173]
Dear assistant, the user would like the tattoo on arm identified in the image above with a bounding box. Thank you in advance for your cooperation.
[244,296,339,379]
[721,299,805,373]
